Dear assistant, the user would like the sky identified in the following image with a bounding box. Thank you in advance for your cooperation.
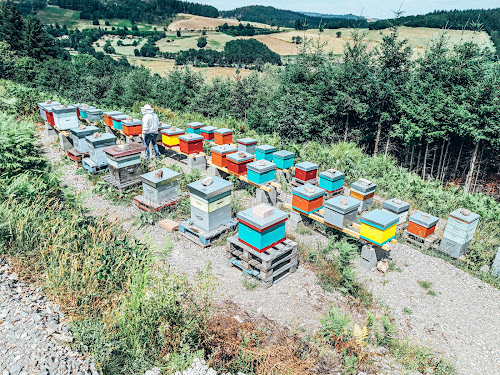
[201,0,499,19]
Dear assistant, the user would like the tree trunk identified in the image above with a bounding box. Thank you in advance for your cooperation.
[452,140,464,180]
[436,140,445,181]
[464,141,480,193]
[416,145,422,173]
[422,142,429,180]
[384,134,390,157]
[473,148,484,193]
[430,145,437,180]
[410,146,415,171]
[373,117,382,157]
[343,114,349,142]
[441,140,451,182]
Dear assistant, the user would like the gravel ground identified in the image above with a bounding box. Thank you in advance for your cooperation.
[37,129,500,375]
[0,259,97,375]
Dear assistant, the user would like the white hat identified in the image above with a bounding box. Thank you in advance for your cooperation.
[141,104,154,114]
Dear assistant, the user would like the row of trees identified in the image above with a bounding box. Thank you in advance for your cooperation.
[217,23,280,37]
[1,2,498,194]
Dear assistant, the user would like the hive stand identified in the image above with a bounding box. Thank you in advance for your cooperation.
[66,149,87,164]
[291,177,318,187]
[492,247,500,277]
[134,193,187,212]
[44,122,57,136]
[178,219,237,248]
[359,245,389,270]
[226,236,298,288]
[256,187,277,205]
[402,227,440,250]
[82,158,108,174]
[58,132,73,151]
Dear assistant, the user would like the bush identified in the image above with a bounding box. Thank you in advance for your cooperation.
[197,36,207,48]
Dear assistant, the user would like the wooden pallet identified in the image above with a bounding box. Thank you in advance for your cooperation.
[324,188,344,200]
[226,236,298,286]
[102,174,141,191]
[291,177,318,187]
[81,158,108,174]
[178,219,237,248]
[66,149,87,164]
[207,161,281,192]
[133,194,186,212]
[402,230,440,250]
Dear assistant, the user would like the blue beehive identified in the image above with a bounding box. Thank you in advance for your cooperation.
[70,125,99,153]
[52,105,79,130]
[382,198,411,224]
[440,208,480,258]
[319,169,345,193]
[85,133,117,167]
[111,114,129,130]
[186,122,205,135]
[237,204,288,252]
[87,108,103,122]
[324,196,360,229]
[272,150,295,169]
[247,160,277,185]
[79,105,96,119]
[255,145,277,162]
[237,138,258,154]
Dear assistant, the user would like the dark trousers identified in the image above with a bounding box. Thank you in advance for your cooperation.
[143,133,159,159]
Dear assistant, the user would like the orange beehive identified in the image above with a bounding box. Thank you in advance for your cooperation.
[350,190,375,201]
[103,111,123,127]
[226,152,254,176]
[407,212,439,239]
[214,128,233,145]
[211,144,237,168]
[291,184,326,214]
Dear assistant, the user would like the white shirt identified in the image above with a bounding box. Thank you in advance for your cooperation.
[142,112,159,134]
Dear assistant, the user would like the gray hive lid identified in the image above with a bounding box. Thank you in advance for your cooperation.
[292,183,326,200]
[51,105,77,114]
[179,133,204,142]
[70,125,99,137]
[104,143,145,158]
[200,125,218,132]
[186,121,205,129]
[351,178,376,194]
[325,196,360,214]
[140,167,181,187]
[211,144,237,155]
[256,144,276,153]
[360,209,399,229]
[73,103,85,108]
[79,106,96,113]
[158,123,172,130]
[409,211,439,228]
[295,161,318,172]
[111,114,129,121]
[85,132,117,146]
[383,198,411,214]
[237,203,288,230]
[449,208,480,224]
[87,108,102,114]
[238,137,258,145]
[273,150,294,159]
[38,100,61,109]
[320,169,345,181]
[103,111,123,116]
[214,127,232,134]
[122,118,142,127]
[162,127,185,136]
[227,151,254,163]
[247,160,277,174]
[187,176,233,200]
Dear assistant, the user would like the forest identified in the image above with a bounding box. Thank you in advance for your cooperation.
[1,1,499,196]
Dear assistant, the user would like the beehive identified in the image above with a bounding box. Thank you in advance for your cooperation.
[51,105,79,131]
[158,123,172,142]
[140,168,181,205]
[38,100,61,121]
[87,108,103,122]
[111,114,129,130]
[272,150,295,170]
[255,145,277,162]
[319,169,345,193]
[85,133,117,167]
[103,111,123,127]
[360,209,399,246]
[211,144,237,168]
[70,125,99,154]
[186,122,205,135]
[407,211,439,239]
[237,204,288,252]
[227,151,254,176]
[237,138,258,154]
[187,176,233,233]
[200,126,218,140]
[214,128,233,145]
[294,162,319,183]
[247,160,277,185]
[122,118,142,136]
[382,198,411,225]
[179,133,204,154]
[324,196,360,229]
[350,178,377,212]
[103,143,146,187]
[440,208,480,258]
[161,127,185,147]
[79,105,96,120]
[73,103,84,118]
[292,184,326,214]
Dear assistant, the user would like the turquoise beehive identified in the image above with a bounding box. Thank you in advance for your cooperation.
[111,114,129,130]
[186,122,205,135]
[319,169,345,193]
[247,160,277,185]
[272,150,295,169]
[255,145,277,162]
[237,204,288,252]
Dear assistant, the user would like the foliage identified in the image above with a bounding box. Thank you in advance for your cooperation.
[196,36,207,49]
[217,22,280,37]
[224,39,282,66]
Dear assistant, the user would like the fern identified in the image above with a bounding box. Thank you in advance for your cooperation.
[320,306,351,339]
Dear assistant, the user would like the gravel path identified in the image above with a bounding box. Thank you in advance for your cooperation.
[0,259,97,375]
[37,129,500,375]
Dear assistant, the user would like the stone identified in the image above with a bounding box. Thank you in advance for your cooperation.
[377,261,389,273]
[479,264,490,273]
[187,155,207,171]
[288,210,303,230]
[492,248,500,277]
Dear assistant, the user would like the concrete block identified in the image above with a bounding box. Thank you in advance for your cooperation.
[357,197,374,213]
[360,245,377,270]
[45,122,57,136]
[105,126,115,135]
[125,135,141,144]
[58,132,73,151]
[256,186,277,205]
[276,169,292,183]
[491,248,500,277]
[288,211,303,230]
[187,155,207,172]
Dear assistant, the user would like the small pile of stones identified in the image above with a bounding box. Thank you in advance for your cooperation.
[172,358,246,375]
[0,258,97,375]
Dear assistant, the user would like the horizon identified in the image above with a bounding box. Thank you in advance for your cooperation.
[200,0,498,19]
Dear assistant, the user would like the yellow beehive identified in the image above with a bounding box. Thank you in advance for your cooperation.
[161,127,185,147]
[359,209,399,246]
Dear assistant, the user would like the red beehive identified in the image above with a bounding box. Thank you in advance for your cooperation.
[227,151,254,176]
[179,133,204,154]
[214,128,233,145]
[294,161,318,182]
[211,144,237,168]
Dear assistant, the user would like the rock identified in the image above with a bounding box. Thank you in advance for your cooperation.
[144,367,161,375]
[377,260,389,273]
[479,264,490,273]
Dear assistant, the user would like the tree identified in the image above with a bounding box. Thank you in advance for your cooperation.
[23,16,57,60]
[197,36,207,48]
[336,31,342,38]
[92,19,99,26]
[105,20,110,26]
[176,29,181,37]
[0,1,25,51]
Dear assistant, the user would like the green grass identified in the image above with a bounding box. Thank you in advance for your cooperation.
[402,307,413,315]
[417,280,432,290]
[37,5,81,28]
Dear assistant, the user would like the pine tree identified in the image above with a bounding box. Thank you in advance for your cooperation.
[23,16,57,60]
[0,1,25,51]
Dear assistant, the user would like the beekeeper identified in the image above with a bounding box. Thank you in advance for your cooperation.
[141,104,160,159]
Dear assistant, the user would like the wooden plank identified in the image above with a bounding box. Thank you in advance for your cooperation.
[171,146,206,159]
[352,223,361,230]
[207,161,273,193]
[270,181,282,189]
[158,218,179,232]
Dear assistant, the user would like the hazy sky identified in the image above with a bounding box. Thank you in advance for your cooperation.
[202,0,498,19]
